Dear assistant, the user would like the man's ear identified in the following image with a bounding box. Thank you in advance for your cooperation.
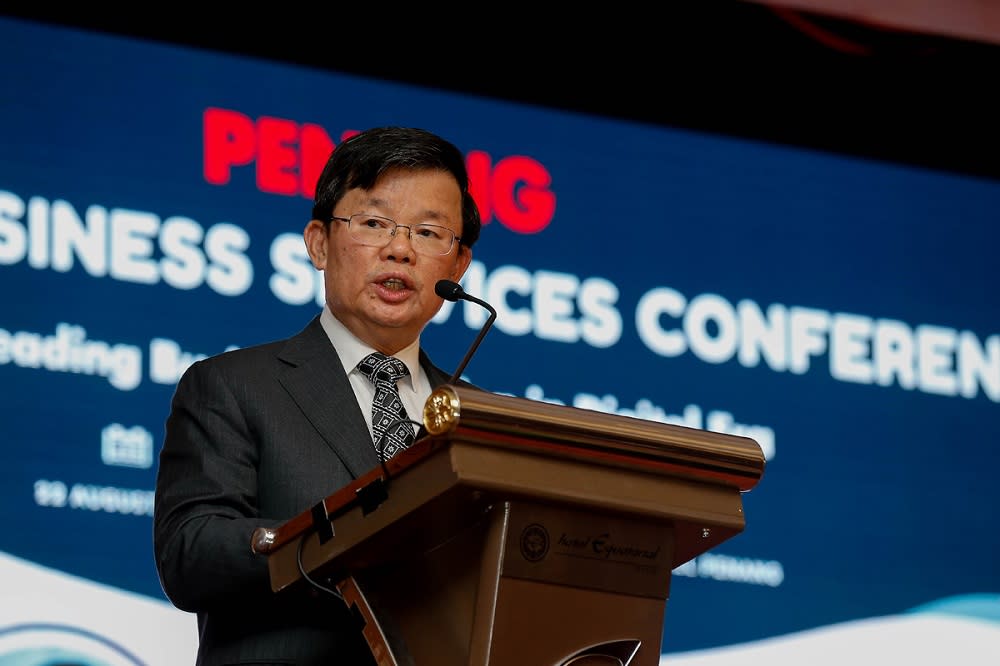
[303,220,328,269]
[451,245,473,282]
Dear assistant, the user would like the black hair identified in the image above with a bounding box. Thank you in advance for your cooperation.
[310,126,481,248]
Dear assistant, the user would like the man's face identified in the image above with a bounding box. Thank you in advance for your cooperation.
[304,167,472,354]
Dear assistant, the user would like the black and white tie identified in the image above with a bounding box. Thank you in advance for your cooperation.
[357,352,416,460]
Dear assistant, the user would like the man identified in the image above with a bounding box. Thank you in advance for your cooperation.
[153,126,481,665]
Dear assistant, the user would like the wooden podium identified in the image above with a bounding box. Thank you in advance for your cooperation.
[251,385,765,666]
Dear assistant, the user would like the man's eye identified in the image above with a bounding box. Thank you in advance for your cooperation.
[361,217,391,230]
[415,226,443,239]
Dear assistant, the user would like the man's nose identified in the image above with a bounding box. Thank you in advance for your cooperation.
[384,224,416,259]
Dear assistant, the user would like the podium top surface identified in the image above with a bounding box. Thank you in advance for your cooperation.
[421,385,765,491]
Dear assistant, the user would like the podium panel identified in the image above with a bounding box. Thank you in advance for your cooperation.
[328,499,675,666]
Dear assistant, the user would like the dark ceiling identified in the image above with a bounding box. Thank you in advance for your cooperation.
[4,3,998,179]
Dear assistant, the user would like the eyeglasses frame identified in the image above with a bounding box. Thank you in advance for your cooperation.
[330,214,463,256]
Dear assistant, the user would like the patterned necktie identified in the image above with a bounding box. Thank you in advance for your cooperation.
[357,352,416,460]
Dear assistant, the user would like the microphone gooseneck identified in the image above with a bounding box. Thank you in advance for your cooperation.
[435,279,497,385]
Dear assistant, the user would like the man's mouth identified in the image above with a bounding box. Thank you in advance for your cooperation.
[381,278,407,290]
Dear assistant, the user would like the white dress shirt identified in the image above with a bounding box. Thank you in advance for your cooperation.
[318,305,432,438]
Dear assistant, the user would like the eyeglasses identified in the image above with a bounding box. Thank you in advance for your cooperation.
[331,214,461,256]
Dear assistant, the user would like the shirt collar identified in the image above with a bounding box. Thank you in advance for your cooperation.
[319,305,422,386]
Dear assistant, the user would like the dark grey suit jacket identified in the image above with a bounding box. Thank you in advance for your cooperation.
[153,315,461,665]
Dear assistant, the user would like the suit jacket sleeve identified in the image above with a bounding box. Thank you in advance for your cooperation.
[152,355,281,612]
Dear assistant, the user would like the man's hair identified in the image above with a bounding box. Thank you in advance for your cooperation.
[311,126,481,248]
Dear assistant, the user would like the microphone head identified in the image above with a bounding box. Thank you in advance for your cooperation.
[435,279,464,302]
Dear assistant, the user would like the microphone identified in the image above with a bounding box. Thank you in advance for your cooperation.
[362,281,495,487]
[435,279,497,385]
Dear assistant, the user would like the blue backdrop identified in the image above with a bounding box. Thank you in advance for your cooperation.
[1,16,998,666]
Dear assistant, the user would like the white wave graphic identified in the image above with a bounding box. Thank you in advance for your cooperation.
[4,550,997,666]
[0,551,197,666]
[661,611,1000,666]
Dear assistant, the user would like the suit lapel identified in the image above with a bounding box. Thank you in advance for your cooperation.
[276,316,380,477]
